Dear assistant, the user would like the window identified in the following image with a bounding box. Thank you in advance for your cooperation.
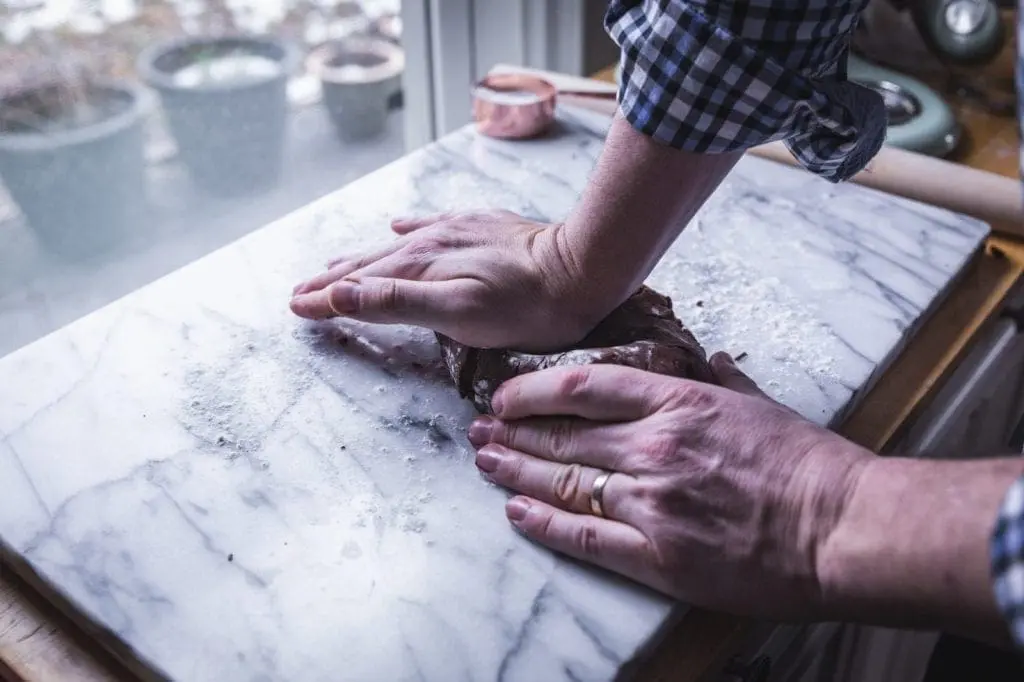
[0,0,599,357]
[0,0,414,356]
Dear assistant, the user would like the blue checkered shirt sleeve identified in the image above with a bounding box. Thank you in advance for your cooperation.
[604,0,887,182]
[993,474,1024,647]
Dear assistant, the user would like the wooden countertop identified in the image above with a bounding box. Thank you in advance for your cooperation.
[2,67,1021,682]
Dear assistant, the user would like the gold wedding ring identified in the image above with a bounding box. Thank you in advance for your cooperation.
[590,471,612,518]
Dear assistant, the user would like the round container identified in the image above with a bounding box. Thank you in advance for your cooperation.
[472,74,557,139]
[307,37,405,141]
[0,81,148,257]
[137,35,299,195]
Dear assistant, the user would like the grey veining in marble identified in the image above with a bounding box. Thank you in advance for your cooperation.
[0,108,989,681]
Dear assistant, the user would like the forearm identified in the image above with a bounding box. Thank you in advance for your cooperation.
[560,113,740,310]
[819,455,1024,644]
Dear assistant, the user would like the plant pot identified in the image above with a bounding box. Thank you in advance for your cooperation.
[137,35,299,196]
[371,13,404,108]
[307,38,405,141]
[0,81,148,257]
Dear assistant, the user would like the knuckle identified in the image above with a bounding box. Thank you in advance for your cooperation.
[405,239,439,260]
[631,478,665,506]
[430,221,463,246]
[502,452,525,486]
[535,507,557,538]
[555,367,592,401]
[574,522,601,558]
[375,280,401,312]
[636,431,680,466]
[552,463,586,508]
[545,420,576,461]
[498,422,517,448]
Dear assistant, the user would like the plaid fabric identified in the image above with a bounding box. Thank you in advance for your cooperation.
[604,0,886,182]
[993,475,1024,648]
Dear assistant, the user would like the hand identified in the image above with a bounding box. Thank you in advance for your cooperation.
[289,210,618,351]
[466,354,873,620]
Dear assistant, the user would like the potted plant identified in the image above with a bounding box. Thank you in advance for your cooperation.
[0,55,148,257]
[136,34,299,196]
[306,36,404,141]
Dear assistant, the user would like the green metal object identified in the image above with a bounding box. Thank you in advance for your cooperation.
[847,54,961,158]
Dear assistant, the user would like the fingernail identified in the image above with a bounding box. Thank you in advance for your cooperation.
[292,282,306,295]
[475,447,502,474]
[468,418,494,447]
[506,497,530,523]
[328,282,359,314]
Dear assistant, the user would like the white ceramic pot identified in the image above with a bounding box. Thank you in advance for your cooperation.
[307,38,405,141]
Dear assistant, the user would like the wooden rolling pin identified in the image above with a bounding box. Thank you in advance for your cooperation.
[750,140,1022,233]
[555,90,1022,234]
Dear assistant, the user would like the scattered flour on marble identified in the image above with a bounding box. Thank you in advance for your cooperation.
[182,326,316,463]
[649,245,841,401]
[182,317,464,536]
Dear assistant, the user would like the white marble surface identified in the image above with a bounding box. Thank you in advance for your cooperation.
[0,108,989,682]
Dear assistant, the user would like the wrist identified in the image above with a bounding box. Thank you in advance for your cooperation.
[555,114,742,331]
[816,455,1018,639]
[815,455,906,622]
[534,222,631,345]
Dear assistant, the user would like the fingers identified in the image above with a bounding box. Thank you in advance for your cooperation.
[293,242,406,296]
[505,496,650,578]
[290,276,472,326]
[391,213,451,234]
[709,352,767,398]
[492,365,670,422]
[477,445,634,518]
[469,416,628,471]
[391,209,515,234]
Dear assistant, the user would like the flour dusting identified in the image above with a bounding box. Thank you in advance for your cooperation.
[649,245,840,401]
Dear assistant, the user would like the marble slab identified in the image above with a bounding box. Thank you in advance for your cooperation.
[0,108,989,682]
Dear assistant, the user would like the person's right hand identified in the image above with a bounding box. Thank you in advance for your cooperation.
[466,355,874,620]
[289,210,617,351]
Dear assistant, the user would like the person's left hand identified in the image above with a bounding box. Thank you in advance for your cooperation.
[466,353,874,620]
[289,211,621,351]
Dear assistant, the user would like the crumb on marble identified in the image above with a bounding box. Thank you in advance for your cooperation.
[228,553,234,562]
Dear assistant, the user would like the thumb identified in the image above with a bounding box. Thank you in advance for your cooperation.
[709,352,767,399]
[291,276,467,327]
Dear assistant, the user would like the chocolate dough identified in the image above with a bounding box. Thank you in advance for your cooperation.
[436,286,716,414]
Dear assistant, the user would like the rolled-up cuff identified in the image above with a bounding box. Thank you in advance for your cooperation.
[610,3,885,182]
